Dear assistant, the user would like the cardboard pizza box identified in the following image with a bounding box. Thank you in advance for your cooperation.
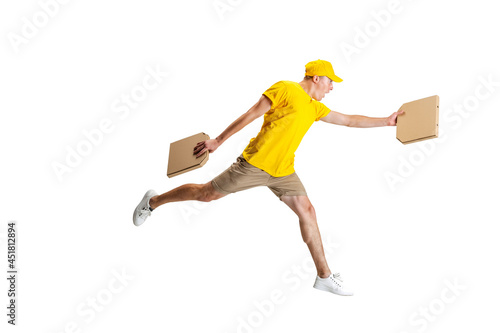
[167,132,210,178]
[396,95,439,145]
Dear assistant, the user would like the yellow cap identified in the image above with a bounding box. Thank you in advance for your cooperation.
[305,59,343,82]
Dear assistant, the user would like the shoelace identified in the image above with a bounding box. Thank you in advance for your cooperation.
[139,207,152,218]
[332,273,343,282]
[330,273,343,288]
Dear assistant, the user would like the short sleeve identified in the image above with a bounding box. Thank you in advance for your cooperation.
[314,101,330,121]
[262,81,287,109]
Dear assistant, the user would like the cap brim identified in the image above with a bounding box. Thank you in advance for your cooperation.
[330,74,343,83]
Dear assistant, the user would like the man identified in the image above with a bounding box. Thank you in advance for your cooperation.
[133,59,404,296]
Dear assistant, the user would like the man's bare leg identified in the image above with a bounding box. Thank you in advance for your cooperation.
[280,195,331,278]
[149,181,226,210]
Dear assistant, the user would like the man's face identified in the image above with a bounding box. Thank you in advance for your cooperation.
[315,76,333,101]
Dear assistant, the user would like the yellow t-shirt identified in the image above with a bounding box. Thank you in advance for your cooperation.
[242,81,330,177]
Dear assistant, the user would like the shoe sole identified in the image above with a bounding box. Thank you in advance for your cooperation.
[313,280,353,296]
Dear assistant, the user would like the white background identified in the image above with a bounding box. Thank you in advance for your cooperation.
[1,0,499,332]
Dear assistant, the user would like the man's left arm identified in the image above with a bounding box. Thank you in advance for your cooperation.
[320,109,404,127]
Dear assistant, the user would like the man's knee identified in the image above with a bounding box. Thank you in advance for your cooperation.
[283,195,316,221]
[292,197,316,220]
[302,202,316,221]
[199,182,225,202]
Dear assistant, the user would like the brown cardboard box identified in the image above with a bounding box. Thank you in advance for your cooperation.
[167,132,210,178]
[396,95,439,145]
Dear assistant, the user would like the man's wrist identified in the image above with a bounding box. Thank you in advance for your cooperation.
[370,117,389,127]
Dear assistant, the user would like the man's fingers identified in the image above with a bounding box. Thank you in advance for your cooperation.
[196,147,207,157]
[193,142,205,153]
[194,140,215,156]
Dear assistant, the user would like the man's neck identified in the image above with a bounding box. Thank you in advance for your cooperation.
[299,80,314,99]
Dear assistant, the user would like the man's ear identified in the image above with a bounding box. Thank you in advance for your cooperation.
[312,75,320,83]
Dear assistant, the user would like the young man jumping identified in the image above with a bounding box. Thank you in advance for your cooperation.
[133,59,404,296]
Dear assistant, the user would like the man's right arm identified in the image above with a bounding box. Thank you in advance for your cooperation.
[194,94,271,157]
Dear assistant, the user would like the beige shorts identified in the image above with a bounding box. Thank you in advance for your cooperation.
[211,155,307,200]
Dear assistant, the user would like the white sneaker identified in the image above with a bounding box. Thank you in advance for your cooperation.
[133,189,157,226]
[313,273,354,296]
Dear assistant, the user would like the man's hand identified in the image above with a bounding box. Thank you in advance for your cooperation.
[386,109,405,126]
[193,138,220,157]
